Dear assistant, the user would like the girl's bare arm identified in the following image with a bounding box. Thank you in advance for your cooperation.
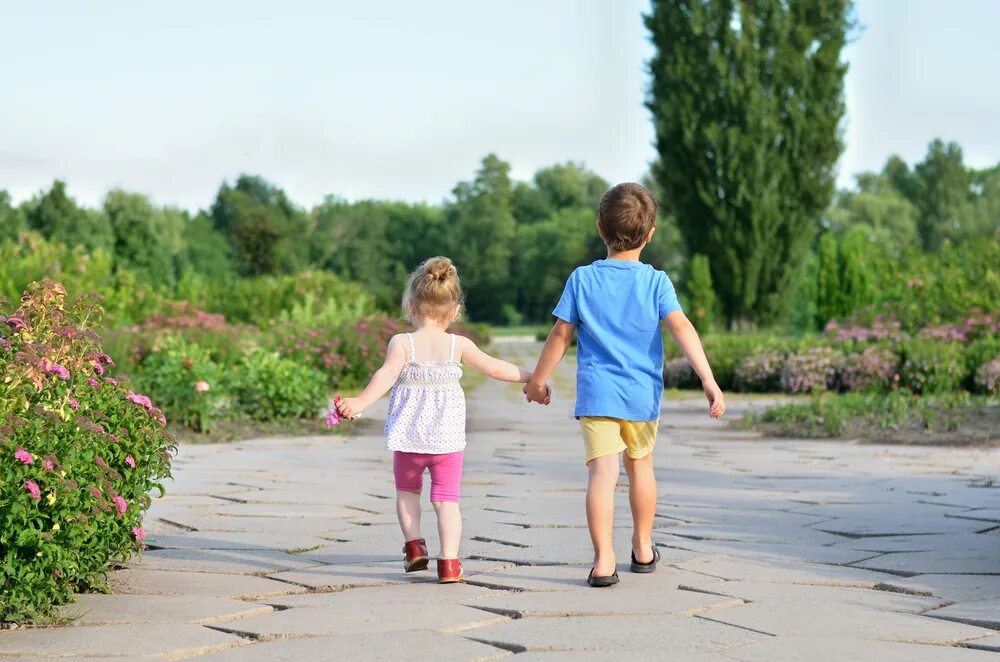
[336,335,407,417]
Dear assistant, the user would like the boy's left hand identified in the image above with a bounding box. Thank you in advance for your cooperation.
[704,381,726,419]
[336,397,363,419]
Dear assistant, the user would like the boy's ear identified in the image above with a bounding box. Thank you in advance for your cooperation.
[645,226,656,245]
[595,220,604,241]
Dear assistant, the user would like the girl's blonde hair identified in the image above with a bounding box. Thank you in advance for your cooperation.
[402,256,464,324]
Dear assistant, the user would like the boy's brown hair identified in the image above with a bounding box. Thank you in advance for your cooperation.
[597,183,658,252]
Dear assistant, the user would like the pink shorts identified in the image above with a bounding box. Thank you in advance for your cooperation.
[393,451,464,503]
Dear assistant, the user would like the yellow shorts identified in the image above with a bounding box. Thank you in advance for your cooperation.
[580,416,659,464]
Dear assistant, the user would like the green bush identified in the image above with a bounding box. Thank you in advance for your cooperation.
[134,336,225,432]
[230,351,327,421]
[900,340,968,394]
[181,270,372,327]
[0,280,173,622]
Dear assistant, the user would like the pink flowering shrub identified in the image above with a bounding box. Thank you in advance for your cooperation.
[734,351,786,392]
[663,358,698,389]
[900,339,967,394]
[0,280,174,622]
[779,347,843,394]
[838,346,900,392]
[975,356,1000,395]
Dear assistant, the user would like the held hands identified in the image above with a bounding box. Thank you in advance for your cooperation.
[523,381,552,405]
[704,381,726,419]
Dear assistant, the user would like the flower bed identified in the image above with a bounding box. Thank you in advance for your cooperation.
[0,281,174,622]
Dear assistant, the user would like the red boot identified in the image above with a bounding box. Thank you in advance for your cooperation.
[403,538,428,573]
[437,558,463,583]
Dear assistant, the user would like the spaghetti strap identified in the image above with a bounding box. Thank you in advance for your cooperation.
[449,334,456,362]
[406,333,416,363]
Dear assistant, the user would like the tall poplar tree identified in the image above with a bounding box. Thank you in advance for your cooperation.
[646,0,852,327]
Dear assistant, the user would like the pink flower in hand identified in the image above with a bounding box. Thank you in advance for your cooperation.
[325,407,341,427]
[14,448,33,465]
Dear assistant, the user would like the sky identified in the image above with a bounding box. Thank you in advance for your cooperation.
[2,0,999,212]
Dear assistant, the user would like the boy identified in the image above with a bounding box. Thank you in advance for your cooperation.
[524,182,725,587]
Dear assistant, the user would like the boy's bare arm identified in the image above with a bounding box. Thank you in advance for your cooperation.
[664,311,726,419]
[525,320,575,403]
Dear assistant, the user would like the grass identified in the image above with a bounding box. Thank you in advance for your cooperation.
[744,390,998,445]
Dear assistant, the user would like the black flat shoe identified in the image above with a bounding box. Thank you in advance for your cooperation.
[630,546,660,573]
[587,568,620,587]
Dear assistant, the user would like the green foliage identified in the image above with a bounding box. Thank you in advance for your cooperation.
[230,351,327,421]
[211,175,312,276]
[750,390,982,438]
[446,155,518,323]
[24,181,114,253]
[133,336,224,432]
[838,226,875,315]
[816,232,842,325]
[513,207,593,322]
[646,0,851,327]
[0,281,173,622]
[174,270,371,328]
[105,190,182,288]
[0,191,26,242]
[684,254,715,333]
[900,339,967,394]
[865,237,1000,330]
[914,139,971,251]
[176,213,237,281]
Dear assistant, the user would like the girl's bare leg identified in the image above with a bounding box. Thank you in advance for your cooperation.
[396,490,422,540]
[432,501,462,558]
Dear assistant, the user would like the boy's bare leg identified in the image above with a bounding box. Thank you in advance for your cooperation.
[432,501,462,558]
[624,454,656,563]
[396,490,422,541]
[586,453,620,575]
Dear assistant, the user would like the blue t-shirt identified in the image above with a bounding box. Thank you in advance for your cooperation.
[553,260,682,421]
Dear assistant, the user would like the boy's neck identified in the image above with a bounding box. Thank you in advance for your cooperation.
[606,247,644,262]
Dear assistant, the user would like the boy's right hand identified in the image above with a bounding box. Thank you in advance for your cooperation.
[704,381,726,419]
[523,381,551,405]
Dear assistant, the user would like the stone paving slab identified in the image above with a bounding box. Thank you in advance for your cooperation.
[925,598,1000,630]
[721,636,1000,661]
[700,600,996,643]
[212,602,506,637]
[0,623,240,658]
[465,614,768,653]
[4,341,997,660]
[60,594,273,625]
[194,631,506,661]
[107,568,305,599]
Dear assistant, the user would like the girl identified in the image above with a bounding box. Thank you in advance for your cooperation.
[335,256,547,583]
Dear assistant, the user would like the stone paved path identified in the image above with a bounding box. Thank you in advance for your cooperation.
[2,341,999,660]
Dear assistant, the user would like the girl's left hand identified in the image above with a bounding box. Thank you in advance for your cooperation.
[336,397,363,419]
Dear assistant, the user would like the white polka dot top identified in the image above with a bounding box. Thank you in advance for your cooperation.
[384,333,466,454]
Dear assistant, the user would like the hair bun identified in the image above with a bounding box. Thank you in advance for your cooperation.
[425,257,456,281]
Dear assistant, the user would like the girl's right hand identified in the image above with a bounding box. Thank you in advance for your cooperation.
[336,397,363,419]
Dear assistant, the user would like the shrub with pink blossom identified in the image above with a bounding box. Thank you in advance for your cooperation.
[975,355,1000,395]
[734,351,786,392]
[779,347,843,394]
[0,280,174,622]
[663,358,699,389]
[838,346,900,392]
[900,339,967,394]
